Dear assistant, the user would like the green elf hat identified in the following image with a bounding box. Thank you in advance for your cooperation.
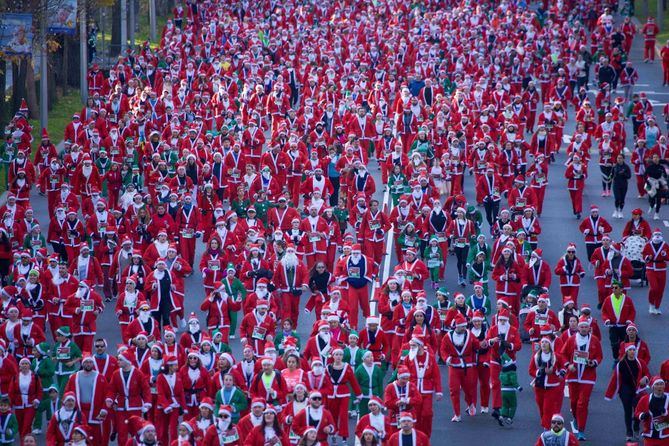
[612,279,623,288]
[226,263,236,273]
[436,287,450,297]
[348,329,359,339]
[467,205,476,214]
[28,269,39,277]
[56,326,71,337]
[429,234,439,242]
[46,385,59,394]
[36,342,51,356]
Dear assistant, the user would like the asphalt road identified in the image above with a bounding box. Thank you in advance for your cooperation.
[27,28,669,446]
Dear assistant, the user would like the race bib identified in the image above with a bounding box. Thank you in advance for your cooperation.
[80,299,94,312]
[572,350,588,365]
[309,234,321,242]
[427,259,440,268]
[57,347,70,360]
[369,221,381,230]
[182,228,195,238]
[436,232,447,243]
[455,237,467,248]
[516,199,526,208]
[252,326,267,340]
[535,314,548,326]
[349,267,361,279]
[207,260,221,271]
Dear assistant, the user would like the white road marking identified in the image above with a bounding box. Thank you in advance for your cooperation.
[663,220,669,228]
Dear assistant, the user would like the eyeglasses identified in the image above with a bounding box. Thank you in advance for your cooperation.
[95,345,105,349]
[551,421,564,425]
[311,397,322,401]
[567,251,576,254]
[221,414,230,419]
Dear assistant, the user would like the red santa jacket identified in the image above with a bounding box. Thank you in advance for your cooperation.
[105,365,152,411]
[64,370,108,424]
[560,333,603,385]
[292,405,336,441]
[578,215,612,244]
[387,429,430,446]
[601,293,636,327]
[605,357,649,399]
[554,255,586,288]
[440,329,481,368]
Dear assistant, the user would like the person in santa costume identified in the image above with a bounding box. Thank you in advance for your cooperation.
[244,406,289,446]
[386,412,430,446]
[326,347,362,443]
[601,280,637,361]
[65,281,104,353]
[115,275,145,343]
[249,356,286,410]
[64,353,108,444]
[554,244,586,306]
[200,281,242,344]
[534,414,579,446]
[643,229,668,314]
[523,294,560,344]
[578,205,613,261]
[9,357,42,436]
[125,415,159,446]
[272,244,308,326]
[291,390,336,443]
[439,313,477,423]
[336,244,376,330]
[355,396,392,444]
[605,343,650,441]
[203,404,240,446]
[45,391,83,446]
[175,192,202,266]
[564,154,588,219]
[635,376,669,445]
[560,316,603,441]
[529,337,567,430]
[383,366,422,435]
[145,258,182,328]
[485,308,521,420]
[61,209,86,263]
[106,349,152,444]
[239,298,276,358]
[155,355,187,445]
[13,308,45,360]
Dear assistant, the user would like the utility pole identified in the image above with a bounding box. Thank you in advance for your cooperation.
[120,0,127,53]
[659,0,664,32]
[80,2,88,103]
[643,0,649,19]
[40,0,48,130]
[149,0,156,41]
[129,0,135,48]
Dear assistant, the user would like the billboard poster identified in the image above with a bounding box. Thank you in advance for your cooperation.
[48,0,77,35]
[0,13,33,56]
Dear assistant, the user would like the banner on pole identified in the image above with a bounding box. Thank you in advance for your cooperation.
[48,0,78,35]
[0,13,33,55]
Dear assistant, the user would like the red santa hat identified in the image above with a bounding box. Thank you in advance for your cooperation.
[590,204,599,213]
[218,405,233,416]
[453,313,468,327]
[399,412,415,422]
[472,310,485,322]
[351,243,362,253]
[577,316,591,327]
[632,208,643,216]
[256,299,269,309]
[199,397,214,411]
[125,415,155,437]
[73,424,92,440]
[251,397,266,409]
[62,391,76,403]
[164,355,178,366]
[397,366,411,378]
[623,342,637,352]
[497,308,510,320]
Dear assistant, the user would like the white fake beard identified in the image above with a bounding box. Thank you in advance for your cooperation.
[281,253,299,268]
[82,166,92,178]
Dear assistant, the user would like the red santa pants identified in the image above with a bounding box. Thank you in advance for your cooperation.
[115,409,141,443]
[347,285,371,330]
[73,332,94,353]
[645,41,656,60]
[490,362,503,409]
[15,407,35,436]
[281,292,302,326]
[560,286,580,307]
[287,177,301,206]
[568,382,594,431]
[179,237,197,266]
[64,245,81,263]
[663,63,669,84]
[569,189,584,215]
[327,395,350,438]
[527,111,537,132]
[636,174,648,196]
[157,409,180,445]
[416,393,434,437]
[596,279,608,306]
[644,439,668,445]
[533,186,547,215]
[327,245,338,272]
[448,367,477,416]
[363,240,385,267]
[647,270,667,308]
[476,364,491,409]
[534,386,564,429]
[305,253,327,270]
[79,403,104,445]
[120,323,132,344]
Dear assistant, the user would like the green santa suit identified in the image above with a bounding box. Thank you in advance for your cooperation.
[388,172,409,206]
[50,327,82,392]
[333,206,349,235]
[499,353,521,421]
[231,198,251,218]
[31,342,56,431]
[95,150,112,196]
[252,199,273,225]
[0,407,18,446]
[222,266,247,336]
[466,206,483,236]
[23,232,47,256]
[354,356,385,416]
[467,251,491,295]
[423,238,444,282]
[214,385,248,424]
[274,330,301,355]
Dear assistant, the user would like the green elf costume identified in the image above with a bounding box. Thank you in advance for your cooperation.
[221,264,247,337]
[51,326,82,392]
[31,342,56,432]
[33,385,60,434]
[466,205,483,236]
[0,397,17,446]
[274,328,301,356]
[214,382,249,424]
[343,331,367,370]
[211,329,233,354]
[423,235,444,285]
[388,170,409,206]
[495,353,522,426]
[354,351,385,416]
[467,250,491,295]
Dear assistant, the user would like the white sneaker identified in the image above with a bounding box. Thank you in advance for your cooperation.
[657,307,663,315]
[650,304,657,314]
[654,213,660,220]
[229,334,236,340]
[481,407,489,414]
[31,429,41,435]
[451,415,462,422]
[613,210,618,218]
[467,404,476,416]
